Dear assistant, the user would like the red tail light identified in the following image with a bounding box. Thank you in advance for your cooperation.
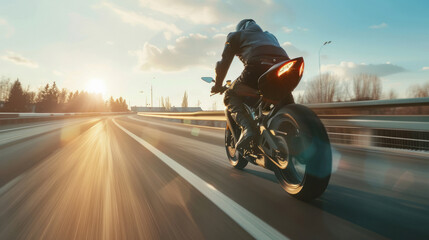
[277,60,296,77]
[299,62,304,77]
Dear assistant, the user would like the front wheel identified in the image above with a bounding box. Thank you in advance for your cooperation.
[225,127,248,169]
[269,104,332,201]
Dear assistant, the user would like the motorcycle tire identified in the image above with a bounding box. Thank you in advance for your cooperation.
[225,126,248,169]
[269,104,332,201]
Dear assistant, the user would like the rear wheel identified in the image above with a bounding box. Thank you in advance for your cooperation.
[269,104,332,201]
[225,127,248,169]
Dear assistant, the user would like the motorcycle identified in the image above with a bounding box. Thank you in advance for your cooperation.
[202,57,332,201]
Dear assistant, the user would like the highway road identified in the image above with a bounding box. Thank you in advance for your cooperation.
[1,115,428,239]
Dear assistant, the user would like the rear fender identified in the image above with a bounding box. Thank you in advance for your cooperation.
[263,93,294,127]
[267,105,296,127]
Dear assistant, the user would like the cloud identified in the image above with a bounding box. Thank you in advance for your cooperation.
[134,33,225,71]
[99,2,182,35]
[53,70,64,76]
[0,18,14,38]
[422,67,429,71]
[139,0,218,24]
[210,24,235,33]
[297,26,309,32]
[138,0,289,26]
[135,37,309,72]
[281,42,308,58]
[322,61,405,78]
[1,51,39,68]
[282,27,293,33]
[281,26,308,34]
[370,22,387,29]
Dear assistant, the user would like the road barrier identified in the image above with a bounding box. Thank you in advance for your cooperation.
[0,112,129,125]
[138,97,429,155]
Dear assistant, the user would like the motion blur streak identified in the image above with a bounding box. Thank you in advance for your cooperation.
[0,118,251,239]
[112,118,289,240]
[1,121,147,239]
[1,116,428,239]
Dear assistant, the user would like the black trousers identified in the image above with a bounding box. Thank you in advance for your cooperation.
[224,57,284,118]
[224,56,292,129]
[223,63,269,115]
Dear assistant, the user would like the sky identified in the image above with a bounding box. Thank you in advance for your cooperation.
[0,0,428,110]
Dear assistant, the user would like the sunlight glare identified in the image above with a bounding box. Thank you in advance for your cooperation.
[85,78,106,95]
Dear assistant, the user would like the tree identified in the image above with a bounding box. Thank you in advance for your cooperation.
[109,96,116,111]
[65,90,80,112]
[0,77,129,113]
[296,93,305,104]
[24,88,36,112]
[4,79,28,112]
[117,97,128,111]
[36,84,50,112]
[408,82,429,98]
[336,80,353,102]
[0,77,12,102]
[352,74,382,101]
[58,88,68,108]
[387,89,398,99]
[181,91,188,108]
[164,97,171,111]
[304,73,339,103]
[36,83,59,112]
[161,96,165,108]
[109,96,128,112]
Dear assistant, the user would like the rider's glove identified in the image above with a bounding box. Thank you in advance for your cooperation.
[211,84,225,94]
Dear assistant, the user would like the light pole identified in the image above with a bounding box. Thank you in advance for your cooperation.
[151,77,155,108]
[319,41,332,81]
[139,90,147,108]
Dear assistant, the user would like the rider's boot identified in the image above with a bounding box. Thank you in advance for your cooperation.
[232,112,257,150]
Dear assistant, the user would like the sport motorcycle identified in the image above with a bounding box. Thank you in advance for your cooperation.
[202,57,332,201]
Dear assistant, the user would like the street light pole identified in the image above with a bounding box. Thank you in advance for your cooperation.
[139,90,146,108]
[319,41,332,82]
[151,77,155,108]
[151,85,153,108]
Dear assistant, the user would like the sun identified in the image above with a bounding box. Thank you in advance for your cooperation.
[85,78,106,95]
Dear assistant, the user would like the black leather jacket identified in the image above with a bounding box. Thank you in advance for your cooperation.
[215,21,289,86]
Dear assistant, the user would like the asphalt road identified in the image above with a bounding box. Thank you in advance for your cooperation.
[1,115,428,239]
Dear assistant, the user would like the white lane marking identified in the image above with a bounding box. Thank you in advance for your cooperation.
[0,175,23,196]
[0,118,99,145]
[0,122,55,133]
[112,119,289,240]
[0,117,104,133]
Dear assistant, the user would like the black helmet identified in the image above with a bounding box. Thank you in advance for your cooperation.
[236,19,255,31]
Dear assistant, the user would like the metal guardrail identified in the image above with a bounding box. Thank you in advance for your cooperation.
[306,97,429,109]
[140,111,226,121]
[137,98,429,153]
[0,112,128,118]
[0,112,129,125]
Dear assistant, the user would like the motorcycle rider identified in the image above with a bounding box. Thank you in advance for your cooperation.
[211,19,290,150]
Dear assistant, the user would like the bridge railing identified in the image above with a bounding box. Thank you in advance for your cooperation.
[137,97,429,154]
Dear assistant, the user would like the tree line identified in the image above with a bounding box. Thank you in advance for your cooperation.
[159,91,190,111]
[297,73,429,104]
[0,78,128,112]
